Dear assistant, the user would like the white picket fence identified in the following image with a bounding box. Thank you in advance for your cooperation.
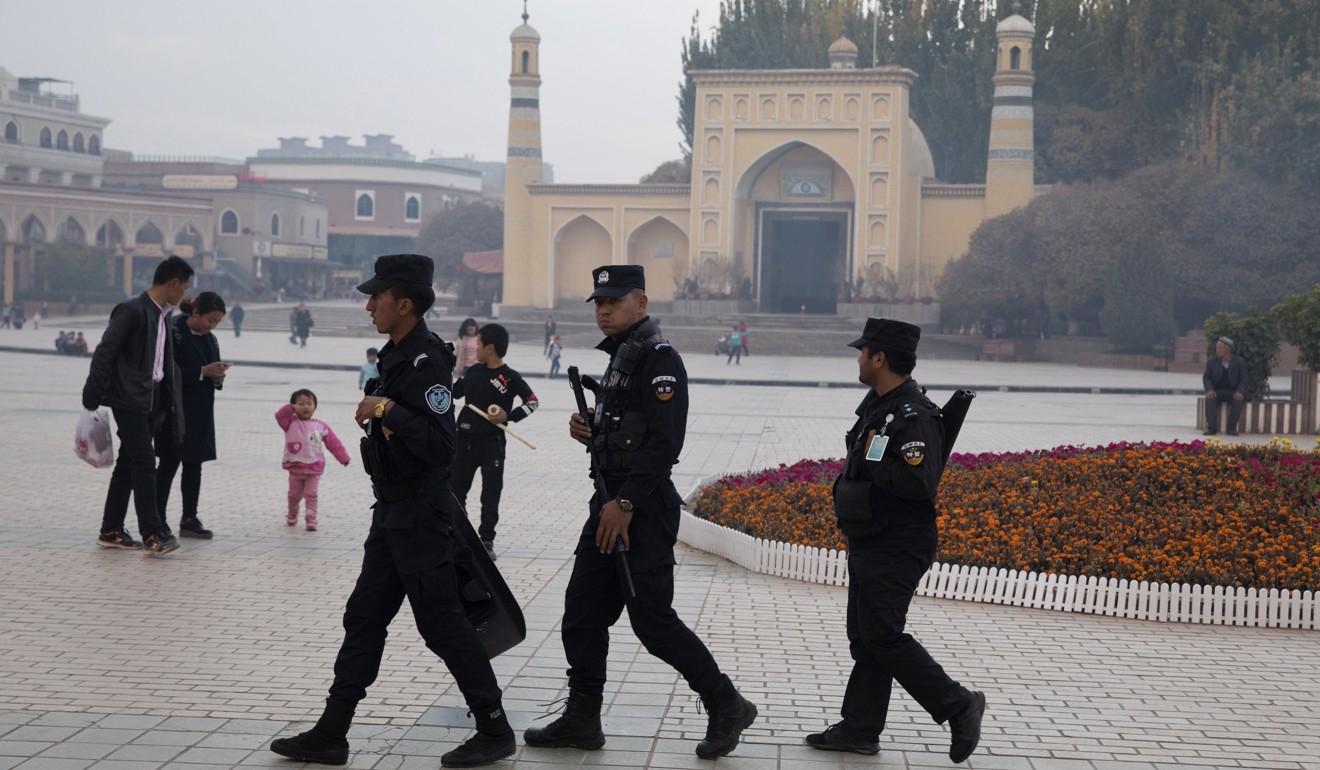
[677,511,1319,630]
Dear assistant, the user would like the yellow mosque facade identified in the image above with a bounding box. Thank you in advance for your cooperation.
[501,12,1036,314]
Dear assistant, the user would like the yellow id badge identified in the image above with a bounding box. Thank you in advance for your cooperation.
[865,434,890,461]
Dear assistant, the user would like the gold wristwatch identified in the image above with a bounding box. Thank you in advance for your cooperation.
[373,399,392,419]
[617,498,634,513]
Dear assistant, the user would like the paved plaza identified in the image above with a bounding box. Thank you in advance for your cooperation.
[0,323,1316,770]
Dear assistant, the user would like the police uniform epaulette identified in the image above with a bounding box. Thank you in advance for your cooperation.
[899,402,920,420]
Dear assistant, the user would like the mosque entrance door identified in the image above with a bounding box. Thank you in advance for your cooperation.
[759,210,848,314]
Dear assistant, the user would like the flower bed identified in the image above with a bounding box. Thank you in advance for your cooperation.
[688,441,1320,593]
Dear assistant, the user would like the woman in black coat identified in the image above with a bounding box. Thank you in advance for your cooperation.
[156,292,229,538]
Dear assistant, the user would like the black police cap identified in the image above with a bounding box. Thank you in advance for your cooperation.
[587,264,645,301]
[847,317,921,355]
[357,254,434,295]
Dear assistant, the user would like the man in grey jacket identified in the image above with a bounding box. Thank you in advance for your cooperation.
[83,256,192,556]
[1202,335,1248,436]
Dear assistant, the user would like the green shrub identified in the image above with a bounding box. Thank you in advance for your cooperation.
[1272,284,1320,371]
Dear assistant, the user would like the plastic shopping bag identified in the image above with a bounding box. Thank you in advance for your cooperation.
[75,409,115,468]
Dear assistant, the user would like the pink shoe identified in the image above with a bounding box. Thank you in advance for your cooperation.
[286,513,297,527]
[305,524,317,532]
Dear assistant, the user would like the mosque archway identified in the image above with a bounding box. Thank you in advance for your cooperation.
[734,142,855,314]
[553,215,612,306]
[626,216,686,303]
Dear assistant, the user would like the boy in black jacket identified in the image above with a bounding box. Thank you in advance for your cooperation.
[451,323,538,559]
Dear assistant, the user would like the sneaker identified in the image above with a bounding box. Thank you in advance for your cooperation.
[97,530,142,550]
[482,540,497,561]
[287,513,298,526]
[142,532,180,557]
[179,517,213,539]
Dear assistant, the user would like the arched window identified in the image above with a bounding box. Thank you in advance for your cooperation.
[521,50,530,73]
[1010,46,1021,70]
[4,122,17,142]
[356,192,374,219]
[220,210,239,234]
[73,132,85,153]
[56,130,68,150]
[270,212,281,237]
[405,194,420,222]
[58,217,86,243]
[88,135,100,155]
[40,127,52,148]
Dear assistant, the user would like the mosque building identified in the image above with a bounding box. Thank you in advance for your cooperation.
[499,10,1036,315]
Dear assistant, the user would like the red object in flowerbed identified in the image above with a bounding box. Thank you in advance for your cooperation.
[689,441,1320,592]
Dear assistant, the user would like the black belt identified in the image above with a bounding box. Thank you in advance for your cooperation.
[372,473,450,503]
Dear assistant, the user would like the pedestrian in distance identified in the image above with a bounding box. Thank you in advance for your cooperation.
[455,317,480,379]
[547,335,562,379]
[275,389,351,531]
[269,254,516,768]
[56,330,68,354]
[738,320,749,357]
[359,347,380,390]
[230,301,245,337]
[294,304,315,347]
[1,303,10,328]
[451,323,539,560]
[81,255,193,557]
[155,292,228,540]
[543,314,556,355]
[725,325,743,366]
[806,317,986,763]
[70,332,88,356]
[526,264,758,759]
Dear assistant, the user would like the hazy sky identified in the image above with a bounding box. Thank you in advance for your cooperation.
[7,0,724,183]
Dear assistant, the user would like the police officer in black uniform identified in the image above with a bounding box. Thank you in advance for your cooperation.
[806,317,986,764]
[524,264,757,759]
[270,255,515,769]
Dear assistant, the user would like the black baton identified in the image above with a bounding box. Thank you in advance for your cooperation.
[568,366,636,599]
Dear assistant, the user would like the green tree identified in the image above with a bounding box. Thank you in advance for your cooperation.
[1099,246,1176,352]
[1203,307,1280,401]
[1271,284,1320,372]
[37,241,105,295]
[639,156,692,184]
[413,201,503,287]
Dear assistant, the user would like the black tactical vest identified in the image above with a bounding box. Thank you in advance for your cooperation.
[592,318,665,472]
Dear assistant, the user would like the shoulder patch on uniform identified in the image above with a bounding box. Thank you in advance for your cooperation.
[654,376,676,401]
[900,402,920,420]
[413,352,429,368]
[424,384,451,414]
[901,440,926,466]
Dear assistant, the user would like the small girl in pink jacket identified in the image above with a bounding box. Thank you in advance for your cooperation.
[275,389,351,531]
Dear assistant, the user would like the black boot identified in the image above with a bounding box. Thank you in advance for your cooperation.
[948,690,987,763]
[179,517,213,539]
[270,698,352,765]
[523,692,605,750]
[804,723,880,755]
[441,705,516,768]
[695,675,758,759]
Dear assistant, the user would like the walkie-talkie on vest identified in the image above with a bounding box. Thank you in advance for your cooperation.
[568,365,636,600]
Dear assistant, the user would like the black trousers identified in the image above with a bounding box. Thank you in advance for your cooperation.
[451,432,505,542]
[101,399,166,539]
[841,520,970,738]
[329,493,502,714]
[1204,390,1244,432]
[156,455,202,522]
[561,499,723,700]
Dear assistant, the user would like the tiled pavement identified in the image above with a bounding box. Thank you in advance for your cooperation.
[0,329,1316,770]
